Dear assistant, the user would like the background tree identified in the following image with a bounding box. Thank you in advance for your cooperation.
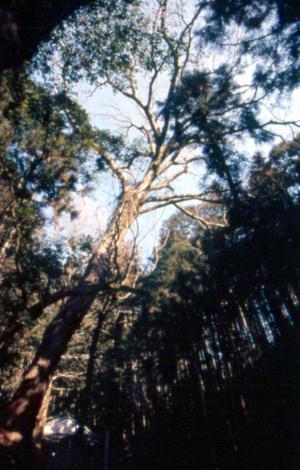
[37,131,300,468]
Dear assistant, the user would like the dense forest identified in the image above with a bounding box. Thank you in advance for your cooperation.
[0,0,299,468]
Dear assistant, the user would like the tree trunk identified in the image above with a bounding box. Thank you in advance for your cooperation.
[0,185,148,452]
[79,304,107,429]
[0,287,97,452]
[32,378,52,445]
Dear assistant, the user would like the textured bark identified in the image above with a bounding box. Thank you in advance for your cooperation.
[32,378,52,444]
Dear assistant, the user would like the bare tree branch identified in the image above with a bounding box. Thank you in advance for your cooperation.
[174,203,227,229]
[90,143,128,190]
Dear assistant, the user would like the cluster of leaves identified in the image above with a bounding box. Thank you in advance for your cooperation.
[36,0,154,87]
[0,71,96,208]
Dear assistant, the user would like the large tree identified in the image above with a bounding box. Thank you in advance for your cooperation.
[0,0,298,459]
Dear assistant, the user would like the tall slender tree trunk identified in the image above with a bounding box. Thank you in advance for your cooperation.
[0,185,149,455]
[79,303,108,429]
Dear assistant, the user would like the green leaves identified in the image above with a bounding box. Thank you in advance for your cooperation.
[0,72,96,210]
[36,0,147,86]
